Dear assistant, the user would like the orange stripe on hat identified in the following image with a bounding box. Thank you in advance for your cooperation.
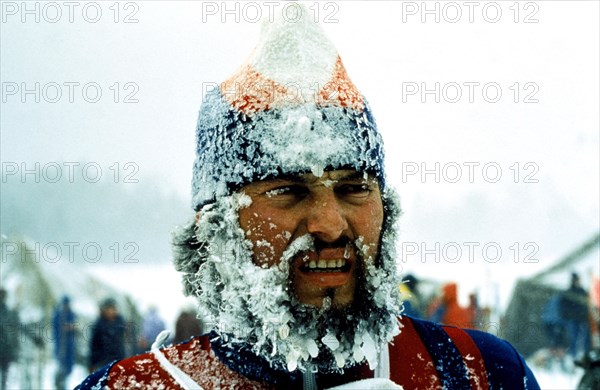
[317,56,365,111]
[222,56,365,116]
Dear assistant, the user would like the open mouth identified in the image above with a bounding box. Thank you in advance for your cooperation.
[300,258,352,273]
[294,253,355,289]
[291,242,356,289]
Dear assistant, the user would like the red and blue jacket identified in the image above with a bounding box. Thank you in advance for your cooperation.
[77,315,539,389]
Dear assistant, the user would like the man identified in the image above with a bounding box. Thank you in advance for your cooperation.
[78,5,539,389]
[541,292,567,369]
[89,298,126,373]
[174,305,202,344]
[398,274,423,318]
[138,306,166,353]
[560,273,592,360]
[52,296,77,389]
[429,282,473,329]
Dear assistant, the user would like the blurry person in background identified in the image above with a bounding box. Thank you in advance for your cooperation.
[89,298,126,372]
[52,295,77,389]
[429,282,473,329]
[560,272,592,360]
[398,274,423,318]
[0,288,19,390]
[591,275,600,348]
[138,306,166,353]
[541,293,567,370]
[174,305,202,344]
[467,293,482,330]
[576,274,600,389]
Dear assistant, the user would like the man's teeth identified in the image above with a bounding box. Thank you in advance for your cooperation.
[307,259,346,270]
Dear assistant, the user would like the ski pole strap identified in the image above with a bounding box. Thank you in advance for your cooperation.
[410,319,473,390]
[442,326,489,390]
[391,316,539,390]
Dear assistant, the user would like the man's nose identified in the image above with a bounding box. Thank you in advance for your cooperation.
[305,192,349,243]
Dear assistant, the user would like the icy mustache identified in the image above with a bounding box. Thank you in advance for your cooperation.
[281,234,315,263]
[280,235,355,264]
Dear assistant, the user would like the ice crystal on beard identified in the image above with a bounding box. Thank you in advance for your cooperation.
[173,187,403,374]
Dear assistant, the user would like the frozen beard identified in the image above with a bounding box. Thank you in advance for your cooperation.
[173,189,402,374]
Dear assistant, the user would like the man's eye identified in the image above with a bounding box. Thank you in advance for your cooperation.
[336,184,371,197]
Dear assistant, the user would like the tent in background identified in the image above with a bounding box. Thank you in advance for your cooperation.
[503,233,600,358]
[1,235,141,388]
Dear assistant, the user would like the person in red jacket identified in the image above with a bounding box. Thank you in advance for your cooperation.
[429,282,474,329]
[78,4,539,389]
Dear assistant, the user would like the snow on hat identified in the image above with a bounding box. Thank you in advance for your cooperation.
[192,3,385,209]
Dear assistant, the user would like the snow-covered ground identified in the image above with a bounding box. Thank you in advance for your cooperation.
[529,365,583,389]
[4,359,87,390]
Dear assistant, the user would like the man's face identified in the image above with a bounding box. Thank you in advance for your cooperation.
[103,306,117,320]
[237,169,384,308]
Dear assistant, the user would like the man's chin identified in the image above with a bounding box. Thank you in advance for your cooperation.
[285,296,375,371]
[293,285,356,309]
[292,265,358,309]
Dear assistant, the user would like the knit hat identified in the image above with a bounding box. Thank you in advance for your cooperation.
[191,3,385,209]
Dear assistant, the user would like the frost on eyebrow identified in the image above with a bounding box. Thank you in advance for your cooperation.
[265,188,289,197]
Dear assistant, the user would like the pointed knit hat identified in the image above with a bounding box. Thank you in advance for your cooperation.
[192,3,385,209]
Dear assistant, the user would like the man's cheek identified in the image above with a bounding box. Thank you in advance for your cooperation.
[241,219,268,266]
[253,242,276,267]
[273,229,292,246]
[248,228,292,268]
[362,241,379,262]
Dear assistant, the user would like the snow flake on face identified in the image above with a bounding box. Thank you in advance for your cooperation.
[322,179,337,188]
[237,193,253,208]
[266,188,288,198]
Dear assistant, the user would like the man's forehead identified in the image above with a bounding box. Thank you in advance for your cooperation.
[259,169,373,185]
